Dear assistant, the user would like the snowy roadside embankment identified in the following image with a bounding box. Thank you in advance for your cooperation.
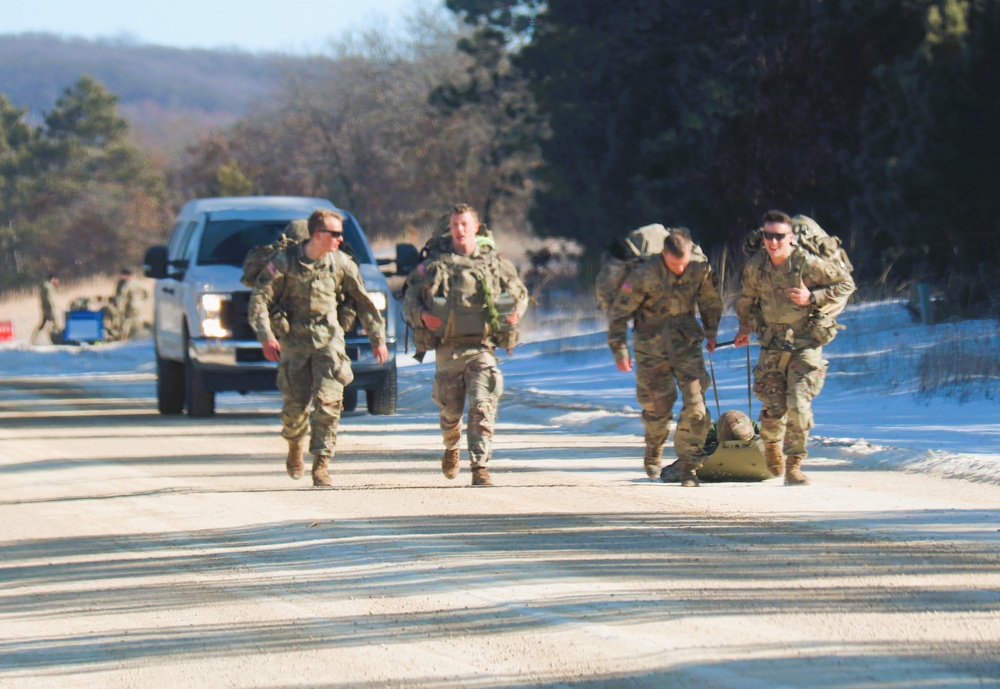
[3,299,998,483]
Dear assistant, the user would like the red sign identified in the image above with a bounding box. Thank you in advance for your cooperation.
[0,321,12,342]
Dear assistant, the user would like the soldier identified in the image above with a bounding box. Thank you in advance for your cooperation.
[607,228,722,487]
[734,210,856,485]
[111,268,147,340]
[30,275,60,345]
[249,208,388,487]
[402,203,530,486]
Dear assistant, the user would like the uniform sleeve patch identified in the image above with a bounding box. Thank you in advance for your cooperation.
[620,282,632,293]
[824,264,839,279]
[266,262,277,276]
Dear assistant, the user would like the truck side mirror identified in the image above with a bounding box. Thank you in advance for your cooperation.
[394,243,419,276]
[143,246,168,279]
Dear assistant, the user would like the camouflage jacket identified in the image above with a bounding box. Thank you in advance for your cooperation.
[607,255,722,363]
[402,245,529,355]
[249,242,385,351]
[736,247,856,350]
[114,278,146,318]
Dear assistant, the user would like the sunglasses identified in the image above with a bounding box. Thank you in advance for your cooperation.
[762,231,793,242]
[315,229,343,238]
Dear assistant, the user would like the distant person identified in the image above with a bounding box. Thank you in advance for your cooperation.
[605,227,722,487]
[249,209,388,487]
[402,203,529,486]
[110,268,147,340]
[30,275,60,345]
[734,210,856,485]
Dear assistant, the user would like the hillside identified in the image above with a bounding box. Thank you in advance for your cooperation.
[0,33,306,154]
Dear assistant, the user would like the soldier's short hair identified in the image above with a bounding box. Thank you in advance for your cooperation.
[762,210,794,228]
[449,203,479,222]
[307,208,345,235]
[663,227,693,258]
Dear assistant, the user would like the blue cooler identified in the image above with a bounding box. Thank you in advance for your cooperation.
[64,310,105,343]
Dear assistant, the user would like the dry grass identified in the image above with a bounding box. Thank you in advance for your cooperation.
[0,275,155,345]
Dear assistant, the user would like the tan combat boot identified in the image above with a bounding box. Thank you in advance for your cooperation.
[764,442,785,478]
[680,459,701,488]
[643,444,663,479]
[442,448,460,479]
[471,466,494,486]
[784,454,810,485]
[286,437,307,480]
[311,454,332,487]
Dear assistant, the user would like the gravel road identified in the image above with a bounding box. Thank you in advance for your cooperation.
[1,371,998,688]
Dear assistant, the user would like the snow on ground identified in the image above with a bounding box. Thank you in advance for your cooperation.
[2,299,998,484]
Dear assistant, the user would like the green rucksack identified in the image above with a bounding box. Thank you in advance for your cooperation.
[743,215,853,277]
[743,214,855,344]
[240,219,310,289]
[595,224,709,312]
[241,221,359,332]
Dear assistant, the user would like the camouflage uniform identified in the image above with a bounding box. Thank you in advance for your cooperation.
[110,275,146,340]
[736,246,855,465]
[607,253,722,469]
[249,242,385,459]
[402,245,529,472]
[30,278,58,345]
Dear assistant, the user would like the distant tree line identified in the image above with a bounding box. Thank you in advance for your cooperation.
[3,1,1000,317]
[0,76,168,289]
[176,11,545,242]
[0,34,281,124]
[446,0,1000,312]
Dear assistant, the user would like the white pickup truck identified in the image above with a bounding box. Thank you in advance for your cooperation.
[143,196,415,417]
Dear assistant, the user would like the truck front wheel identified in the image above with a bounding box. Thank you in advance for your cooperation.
[156,354,185,415]
[184,333,216,417]
[366,361,397,415]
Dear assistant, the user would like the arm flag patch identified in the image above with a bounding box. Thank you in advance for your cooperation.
[620,283,632,293]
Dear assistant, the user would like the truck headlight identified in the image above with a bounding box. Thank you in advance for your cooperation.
[200,293,231,338]
[368,290,388,313]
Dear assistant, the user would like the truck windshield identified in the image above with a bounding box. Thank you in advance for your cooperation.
[199,220,291,266]
[198,217,372,266]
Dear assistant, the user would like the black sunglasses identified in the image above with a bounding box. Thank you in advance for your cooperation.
[315,229,343,237]
[762,231,793,242]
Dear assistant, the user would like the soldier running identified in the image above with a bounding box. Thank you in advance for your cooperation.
[606,227,722,487]
[403,203,530,486]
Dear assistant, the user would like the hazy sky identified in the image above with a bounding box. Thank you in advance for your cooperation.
[4,0,438,53]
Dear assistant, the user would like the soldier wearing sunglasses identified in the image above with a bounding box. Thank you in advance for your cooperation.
[249,208,388,487]
[734,210,855,485]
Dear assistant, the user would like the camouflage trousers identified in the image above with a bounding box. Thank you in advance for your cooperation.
[30,315,56,345]
[634,341,712,462]
[752,346,828,457]
[432,349,504,467]
[276,343,352,457]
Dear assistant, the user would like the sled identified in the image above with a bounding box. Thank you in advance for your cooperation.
[660,340,774,483]
[698,437,771,482]
[659,437,772,483]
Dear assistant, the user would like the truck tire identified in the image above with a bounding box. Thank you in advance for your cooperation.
[156,353,185,415]
[184,334,216,417]
[343,387,358,412]
[366,360,397,415]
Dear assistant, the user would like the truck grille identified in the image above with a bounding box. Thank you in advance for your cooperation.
[222,292,367,341]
